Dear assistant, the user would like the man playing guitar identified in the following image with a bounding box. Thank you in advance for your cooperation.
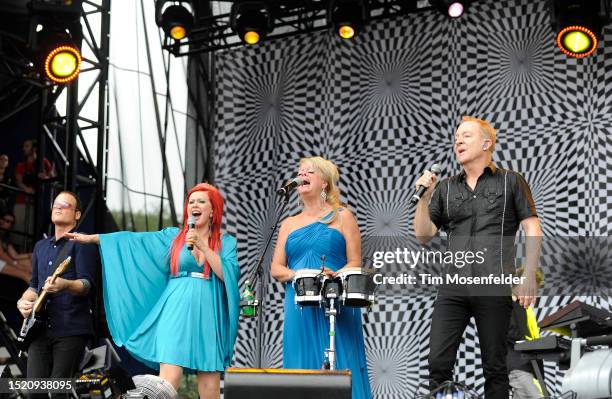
[16,191,98,396]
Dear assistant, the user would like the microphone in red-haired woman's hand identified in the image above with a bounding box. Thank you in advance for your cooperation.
[187,215,196,251]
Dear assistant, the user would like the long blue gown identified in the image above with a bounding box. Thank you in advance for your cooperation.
[284,220,372,399]
[98,228,240,373]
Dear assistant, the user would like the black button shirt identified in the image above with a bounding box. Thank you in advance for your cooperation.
[428,163,537,291]
[29,232,98,338]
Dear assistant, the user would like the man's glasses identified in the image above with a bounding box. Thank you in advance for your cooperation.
[52,201,74,210]
[1,218,13,224]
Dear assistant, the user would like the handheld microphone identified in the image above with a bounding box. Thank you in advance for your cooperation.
[411,163,442,204]
[187,215,196,251]
[277,177,305,196]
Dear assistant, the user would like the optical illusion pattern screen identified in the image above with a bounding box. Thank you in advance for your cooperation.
[212,0,612,396]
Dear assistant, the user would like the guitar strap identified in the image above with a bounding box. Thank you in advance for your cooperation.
[50,238,75,277]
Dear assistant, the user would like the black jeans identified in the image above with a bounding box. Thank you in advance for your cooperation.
[428,295,513,399]
[27,333,87,399]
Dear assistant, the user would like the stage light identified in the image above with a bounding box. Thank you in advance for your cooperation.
[244,31,261,45]
[44,45,82,84]
[338,25,355,39]
[170,25,187,40]
[34,25,82,84]
[155,1,194,41]
[448,2,465,18]
[230,2,273,45]
[430,0,467,18]
[558,26,596,56]
[328,0,368,39]
[551,0,609,58]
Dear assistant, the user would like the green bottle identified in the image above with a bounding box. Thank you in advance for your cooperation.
[240,280,257,317]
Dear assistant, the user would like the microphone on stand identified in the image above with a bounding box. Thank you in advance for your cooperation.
[277,177,305,196]
[410,163,442,204]
[187,215,196,251]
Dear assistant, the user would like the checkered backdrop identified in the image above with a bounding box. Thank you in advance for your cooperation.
[212,0,612,397]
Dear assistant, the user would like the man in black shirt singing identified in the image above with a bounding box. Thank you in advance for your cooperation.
[412,116,542,399]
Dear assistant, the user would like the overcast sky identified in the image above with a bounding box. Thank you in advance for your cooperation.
[56,0,190,219]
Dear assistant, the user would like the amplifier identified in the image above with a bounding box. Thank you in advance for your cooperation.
[224,368,352,399]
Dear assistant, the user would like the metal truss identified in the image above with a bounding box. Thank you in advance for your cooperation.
[164,0,435,56]
[0,0,111,240]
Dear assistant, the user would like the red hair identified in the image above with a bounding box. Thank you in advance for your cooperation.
[169,183,224,278]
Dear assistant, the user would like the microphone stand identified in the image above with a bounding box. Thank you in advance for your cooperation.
[241,189,292,368]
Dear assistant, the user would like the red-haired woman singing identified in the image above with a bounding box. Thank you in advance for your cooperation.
[67,183,240,399]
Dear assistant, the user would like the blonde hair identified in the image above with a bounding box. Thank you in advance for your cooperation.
[299,156,343,224]
[462,115,497,153]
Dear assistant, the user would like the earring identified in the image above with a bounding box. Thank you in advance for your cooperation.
[320,190,327,209]
[297,197,303,208]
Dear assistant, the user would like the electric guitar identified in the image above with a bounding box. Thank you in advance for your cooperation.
[17,256,72,352]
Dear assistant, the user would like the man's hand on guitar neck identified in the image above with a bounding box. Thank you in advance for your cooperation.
[44,276,88,295]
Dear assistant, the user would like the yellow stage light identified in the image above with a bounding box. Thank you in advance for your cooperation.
[244,31,261,45]
[44,45,82,84]
[338,25,355,39]
[556,26,597,58]
[170,25,187,40]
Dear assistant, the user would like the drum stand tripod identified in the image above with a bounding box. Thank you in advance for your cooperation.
[323,297,338,370]
[322,275,342,370]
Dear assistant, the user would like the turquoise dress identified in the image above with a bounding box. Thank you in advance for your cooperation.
[98,228,240,373]
[284,220,372,399]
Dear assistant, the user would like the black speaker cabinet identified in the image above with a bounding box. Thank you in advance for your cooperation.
[224,368,352,399]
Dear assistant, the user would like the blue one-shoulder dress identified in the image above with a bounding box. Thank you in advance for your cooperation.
[283,220,372,399]
[98,227,240,373]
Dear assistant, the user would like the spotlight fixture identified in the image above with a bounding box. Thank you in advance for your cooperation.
[230,2,273,45]
[551,0,610,58]
[155,1,194,41]
[430,0,468,18]
[34,26,82,84]
[44,44,82,84]
[328,0,369,39]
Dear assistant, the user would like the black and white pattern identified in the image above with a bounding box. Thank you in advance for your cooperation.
[213,0,612,397]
